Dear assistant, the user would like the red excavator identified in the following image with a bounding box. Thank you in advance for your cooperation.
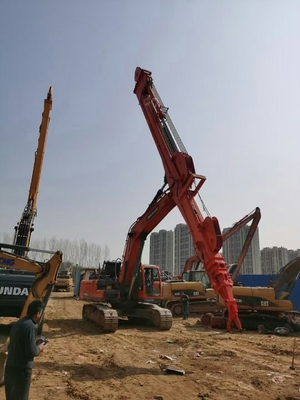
[80,67,242,332]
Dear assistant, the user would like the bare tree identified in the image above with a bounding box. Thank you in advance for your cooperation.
[3,232,13,245]
[2,232,13,253]
[95,244,103,268]
[62,239,71,261]
[0,232,110,268]
[28,237,39,260]
[103,244,110,261]
[48,236,58,251]
[79,239,88,268]
[70,239,80,264]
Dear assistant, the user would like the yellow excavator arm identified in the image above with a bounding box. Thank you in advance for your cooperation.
[13,86,53,257]
[0,243,63,318]
[0,243,63,382]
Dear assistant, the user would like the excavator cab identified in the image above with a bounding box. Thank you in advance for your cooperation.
[272,257,300,300]
[137,265,162,301]
[182,270,211,289]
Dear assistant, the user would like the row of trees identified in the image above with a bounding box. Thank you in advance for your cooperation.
[0,232,110,269]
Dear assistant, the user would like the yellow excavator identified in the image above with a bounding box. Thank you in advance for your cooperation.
[162,255,300,330]
[54,267,74,292]
[207,256,300,330]
[0,242,63,384]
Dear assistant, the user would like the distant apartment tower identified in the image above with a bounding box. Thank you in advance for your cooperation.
[222,225,261,275]
[149,229,174,273]
[174,224,194,275]
[288,249,300,262]
[261,247,289,274]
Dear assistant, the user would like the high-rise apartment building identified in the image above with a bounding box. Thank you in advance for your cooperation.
[174,223,194,275]
[288,249,300,262]
[149,229,174,273]
[261,246,289,274]
[150,219,299,277]
[222,225,261,274]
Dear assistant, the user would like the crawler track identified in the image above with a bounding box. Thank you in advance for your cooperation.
[82,302,173,332]
[148,304,173,330]
[126,302,173,330]
[82,304,119,333]
[166,300,223,317]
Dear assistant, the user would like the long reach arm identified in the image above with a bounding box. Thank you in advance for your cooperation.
[133,67,242,331]
[224,207,261,282]
[13,87,53,257]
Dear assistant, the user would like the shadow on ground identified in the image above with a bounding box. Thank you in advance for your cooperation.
[44,317,163,339]
[36,360,164,381]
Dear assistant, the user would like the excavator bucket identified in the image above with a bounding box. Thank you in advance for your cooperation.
[272,257,300,300]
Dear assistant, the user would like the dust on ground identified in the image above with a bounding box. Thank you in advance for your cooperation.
[0,292,300,400]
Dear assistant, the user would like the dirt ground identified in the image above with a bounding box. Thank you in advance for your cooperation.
[0,293,300,400]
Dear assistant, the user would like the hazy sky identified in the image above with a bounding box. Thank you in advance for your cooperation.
[0,0,299,263]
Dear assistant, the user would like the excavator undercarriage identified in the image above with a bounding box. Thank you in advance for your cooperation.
[82,302,172,333]
[82,304,119,333]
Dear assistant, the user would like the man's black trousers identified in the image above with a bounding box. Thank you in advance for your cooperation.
[4,366,32,400]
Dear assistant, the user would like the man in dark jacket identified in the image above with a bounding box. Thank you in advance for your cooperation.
[180,291,189,320]
[4,300,47,400]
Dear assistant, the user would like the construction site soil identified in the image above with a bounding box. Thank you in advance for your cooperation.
[0,292,300,400]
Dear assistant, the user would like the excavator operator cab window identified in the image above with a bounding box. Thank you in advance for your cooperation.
[199,271,211,288]
[144,267,160,297]
[184,270,211,288]
[190,270,211,288]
